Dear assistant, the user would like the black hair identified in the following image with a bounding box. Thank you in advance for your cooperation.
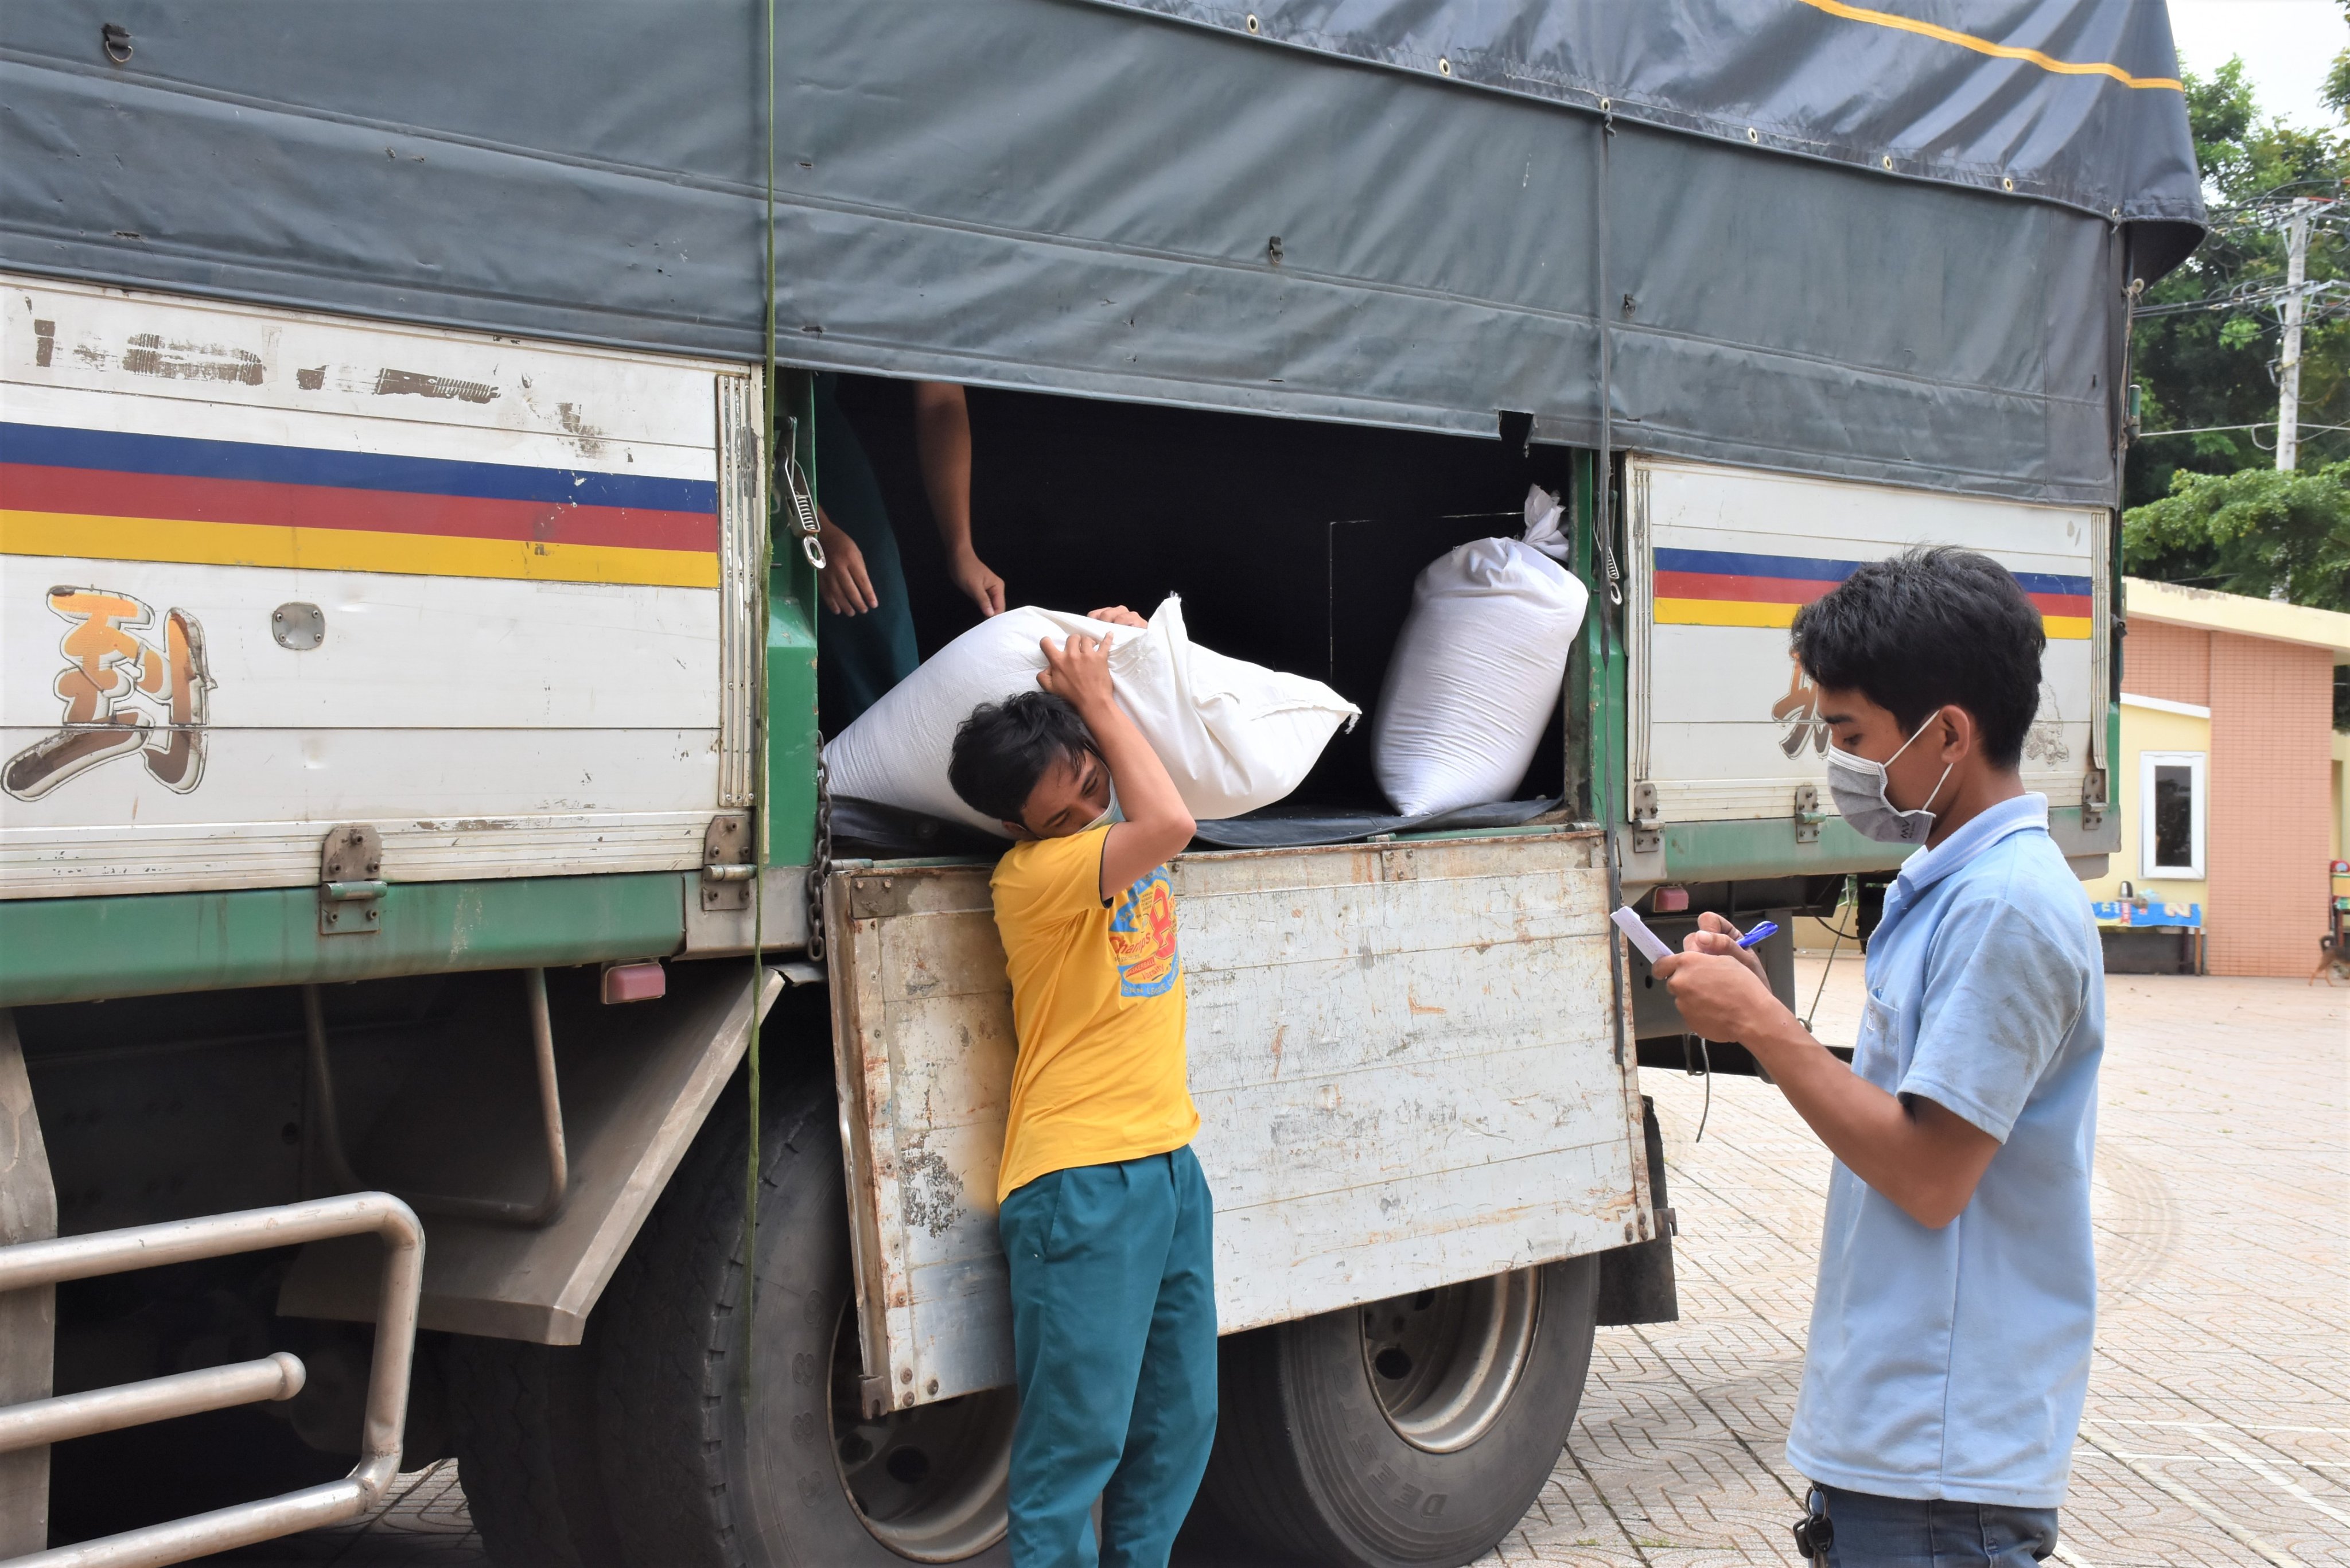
[947,690,1102,826]
[1790,546,2045,769]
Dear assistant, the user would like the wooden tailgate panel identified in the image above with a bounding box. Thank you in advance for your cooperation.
[827,829,1648,1412]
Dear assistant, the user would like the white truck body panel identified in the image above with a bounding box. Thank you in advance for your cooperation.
[1625,457,2108,826]
[1,278,762,897]
[827,830,1646,1410]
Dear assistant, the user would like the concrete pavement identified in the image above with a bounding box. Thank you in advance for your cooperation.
[1495,964,2349,1567]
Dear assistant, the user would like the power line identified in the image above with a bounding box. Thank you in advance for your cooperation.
[2136,420,2350,439]
[2133,278,2348,321]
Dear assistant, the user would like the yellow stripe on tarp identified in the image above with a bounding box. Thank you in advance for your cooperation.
[1797,0,2181,90]
[1659,597,2094,640]
[0,510,719,589]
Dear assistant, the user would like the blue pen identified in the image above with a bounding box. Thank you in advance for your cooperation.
[1736,920,1779,950]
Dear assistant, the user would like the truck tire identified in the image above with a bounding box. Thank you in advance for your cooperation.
[445,1335,619,1568]
[593,1076,1016,1567]
[1189,1256,1600,1568]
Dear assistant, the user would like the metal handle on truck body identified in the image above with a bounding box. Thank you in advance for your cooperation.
[304,968,570,1226]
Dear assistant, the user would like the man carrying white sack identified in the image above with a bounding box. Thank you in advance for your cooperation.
[946,609,1215,1568]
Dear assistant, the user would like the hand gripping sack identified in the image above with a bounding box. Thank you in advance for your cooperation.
[822,595,1359,835]
[1371,486,1590,817]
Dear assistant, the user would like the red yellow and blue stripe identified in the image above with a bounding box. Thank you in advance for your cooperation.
[0,422,720,587]
[1654,547,2092,639]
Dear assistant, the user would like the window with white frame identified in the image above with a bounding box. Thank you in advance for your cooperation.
[2139,750,2206,879]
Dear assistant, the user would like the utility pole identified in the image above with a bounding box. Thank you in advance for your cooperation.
[2276,197,2310,472]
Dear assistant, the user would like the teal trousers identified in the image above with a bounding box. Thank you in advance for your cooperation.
[997,1146,1217,1568]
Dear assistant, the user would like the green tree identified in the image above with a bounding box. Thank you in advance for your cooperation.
[2123,61,2347,508]
[2126,44,2350,727]
[2123,460,2350,612]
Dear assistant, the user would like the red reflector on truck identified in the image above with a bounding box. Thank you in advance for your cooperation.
[601,962,666,1004]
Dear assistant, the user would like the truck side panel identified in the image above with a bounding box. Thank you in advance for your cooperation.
[1624,457,2114,854]
[2,279,761,898]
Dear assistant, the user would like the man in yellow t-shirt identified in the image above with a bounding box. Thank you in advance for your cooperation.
[946,607,1213,1568]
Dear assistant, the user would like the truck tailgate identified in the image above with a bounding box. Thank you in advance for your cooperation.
[826,828,1648,1411]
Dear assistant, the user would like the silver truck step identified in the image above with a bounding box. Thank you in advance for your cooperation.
[0,1193,423,1568]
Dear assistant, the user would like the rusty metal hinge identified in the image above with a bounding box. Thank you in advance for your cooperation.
[2081,768,2108,830]
[701,814,754,912]
[318,824,383,935]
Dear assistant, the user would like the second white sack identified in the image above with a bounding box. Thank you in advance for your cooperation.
[1371,486,1590,818]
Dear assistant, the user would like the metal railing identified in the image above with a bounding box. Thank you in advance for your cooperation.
[0,1192,424,1568]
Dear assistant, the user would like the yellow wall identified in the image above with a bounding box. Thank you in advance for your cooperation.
[2334,726,2346,862]
[2079,701,2211,911]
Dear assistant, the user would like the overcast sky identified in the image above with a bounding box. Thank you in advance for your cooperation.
[2166,0,2347,130]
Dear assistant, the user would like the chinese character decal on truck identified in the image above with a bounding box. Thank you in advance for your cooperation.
[1771,654,1831,759]
[3,586,212,800]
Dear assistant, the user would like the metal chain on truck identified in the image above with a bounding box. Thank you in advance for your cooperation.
[806,758,834,963]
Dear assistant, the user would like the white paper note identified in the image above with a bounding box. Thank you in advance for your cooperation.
[1611,904,1674,964]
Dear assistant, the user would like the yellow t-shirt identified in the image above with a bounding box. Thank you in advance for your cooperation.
[990,824,1197,1201]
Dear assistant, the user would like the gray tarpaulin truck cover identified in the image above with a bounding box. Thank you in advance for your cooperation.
[1,1,2203,505]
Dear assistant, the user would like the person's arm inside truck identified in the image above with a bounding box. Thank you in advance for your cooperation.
[913,381,1006,617]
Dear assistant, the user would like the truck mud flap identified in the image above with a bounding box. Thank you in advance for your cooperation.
[1596,1095,1679,1326]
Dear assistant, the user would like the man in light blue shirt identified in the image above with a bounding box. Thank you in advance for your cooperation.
[1658,547,2102,1566]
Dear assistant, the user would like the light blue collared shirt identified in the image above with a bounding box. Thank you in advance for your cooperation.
[1787,793,2104,1508]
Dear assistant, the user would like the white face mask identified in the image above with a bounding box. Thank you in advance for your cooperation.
[1824,713,1952,845]
[1080,780,1122,832]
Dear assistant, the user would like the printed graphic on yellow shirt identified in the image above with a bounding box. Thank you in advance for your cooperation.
[1108,866,1180,998]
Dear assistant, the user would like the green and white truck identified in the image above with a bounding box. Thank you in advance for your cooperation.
[0,2,2197,1565]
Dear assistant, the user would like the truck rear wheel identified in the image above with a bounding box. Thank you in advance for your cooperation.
[1189,1256,1598,1568]
[592,1077,1014,1567]
[445,1337,617,1568]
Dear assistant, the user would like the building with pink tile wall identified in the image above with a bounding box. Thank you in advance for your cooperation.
[2103,585,2350,978]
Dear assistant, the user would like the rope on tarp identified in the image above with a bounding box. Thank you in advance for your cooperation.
[742,0,779,1397]
[1595,99,1631,1070]
[1593,99,1624,617]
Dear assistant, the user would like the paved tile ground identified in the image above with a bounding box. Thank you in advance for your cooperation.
[1491,963,2349,1568]
[239,963,2347,1567]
